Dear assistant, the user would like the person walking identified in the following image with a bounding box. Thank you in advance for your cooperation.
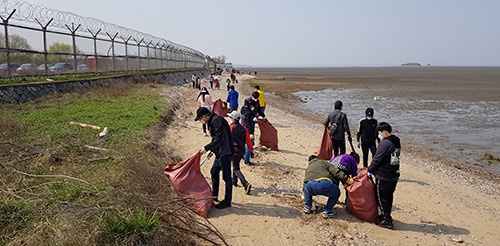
[191,73,196,89]
[197,87,213,137]
[368,122,401,229]
[303,155,353,219]
[240,98,257,165]
[254,85,266,114]
[226,85,239,112]
[227,111,253,195]
[209,74,214,89]
[357,108,379,167]
[194,107,234,209]
[324,100,352,157]
[226,78,231,91]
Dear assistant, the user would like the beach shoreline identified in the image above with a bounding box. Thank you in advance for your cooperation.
[161,72,500,245]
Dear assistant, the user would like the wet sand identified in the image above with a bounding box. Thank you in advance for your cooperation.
[244,67,500,175]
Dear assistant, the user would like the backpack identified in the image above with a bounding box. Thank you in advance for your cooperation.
[328,113,343,137]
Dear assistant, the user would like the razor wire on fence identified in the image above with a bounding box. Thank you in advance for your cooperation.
[0,0,212,78]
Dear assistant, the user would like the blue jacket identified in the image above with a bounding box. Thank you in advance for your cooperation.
[226,90,239,109]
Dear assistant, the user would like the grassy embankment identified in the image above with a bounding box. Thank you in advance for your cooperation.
[0,82,221,245]
[0,68,191,85]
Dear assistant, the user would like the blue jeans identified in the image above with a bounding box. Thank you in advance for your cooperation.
[244,139,254,164]
[210,154,233,204]
[303,180,340,212]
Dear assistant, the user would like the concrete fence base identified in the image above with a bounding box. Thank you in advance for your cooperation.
[0,70,208,104]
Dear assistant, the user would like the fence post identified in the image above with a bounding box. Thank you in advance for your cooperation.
[106,32,119,72]
[146,40,152,70]
[133,38,144,70]
[1,9,16,77]
[120,36,132,72]
[35,18,54,76]
[65,22,81,74]
[88,28,101,73]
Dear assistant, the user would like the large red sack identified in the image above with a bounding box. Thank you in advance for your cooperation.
[212,99,228,117]
[164,152,214,217]
[344,168,378,222]
[257,118,279,150]
[317,125,333,160]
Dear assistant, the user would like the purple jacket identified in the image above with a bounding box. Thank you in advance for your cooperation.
[329,154,358,177]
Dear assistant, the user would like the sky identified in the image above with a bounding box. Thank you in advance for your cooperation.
[9,0,500,67]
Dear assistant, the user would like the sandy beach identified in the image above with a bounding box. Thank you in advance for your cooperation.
[161,73,500,245]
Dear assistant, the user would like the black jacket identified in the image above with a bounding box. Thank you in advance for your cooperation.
[357,118,378,143]
[368,135,401,181]
[324,110,351,140]
[204,113,234,158]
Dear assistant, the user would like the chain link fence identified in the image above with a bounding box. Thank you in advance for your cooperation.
[0,0,209,78]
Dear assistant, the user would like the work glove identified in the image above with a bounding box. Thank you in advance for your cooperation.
[250,152,254,158]
[357,141,360,148]
[249,134,254,140]
[207,151,213,158]
[200,147,207,154]
[346,177,353,185]
[348,136,353,142]
[367,172,373,178]
[258,116,264,120]
[253,117,258,122]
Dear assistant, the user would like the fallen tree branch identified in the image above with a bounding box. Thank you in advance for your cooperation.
[10,168,98,192]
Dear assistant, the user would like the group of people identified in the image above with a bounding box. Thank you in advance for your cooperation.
[193,74,401,230]
[311,100,401,229]
[194,79,267,210]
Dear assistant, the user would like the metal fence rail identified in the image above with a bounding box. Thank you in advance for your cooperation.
[0,0,209,77]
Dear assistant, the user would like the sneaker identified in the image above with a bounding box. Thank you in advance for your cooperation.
[232,181,238,187]
[377,220,394,229]
[214,200,231,209]
[212,197,219,202]
[303,206,312,214]
[322,211,337,219]
[244,183,252,195]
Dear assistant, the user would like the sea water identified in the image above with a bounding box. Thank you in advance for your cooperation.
[292,88,500,174]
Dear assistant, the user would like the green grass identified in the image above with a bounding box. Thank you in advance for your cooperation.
[0,82,175,245]
[105,209,159,239]
[0,68,195,85]
[3,83,166,148]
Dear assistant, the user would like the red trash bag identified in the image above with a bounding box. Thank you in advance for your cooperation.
[317,125,333,160]
[212,99,228,117]
[344,168,378,222]
[164,151,214,217]
[257,118,279,150]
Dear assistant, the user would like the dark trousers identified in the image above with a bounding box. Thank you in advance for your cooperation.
[210,154,233,204]
[332,138,346,157]
[202,123,207,134]
[232,154,248,185]
[375,178,398,222]
[361,141,377,167]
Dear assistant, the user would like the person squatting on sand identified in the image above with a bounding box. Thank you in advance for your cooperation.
[227,111,253,195]
[195,107,234,209]
[303,155,353,219]
[368,122,401,229]
[324,100,352,157]
[357,107,379,167]
[197,87,213,137]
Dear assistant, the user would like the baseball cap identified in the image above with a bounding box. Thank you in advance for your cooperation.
[365,108,374,117]
[194,107,210,121]
[228,111,241,120]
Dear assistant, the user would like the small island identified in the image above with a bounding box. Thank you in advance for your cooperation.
[401,62,422,66]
